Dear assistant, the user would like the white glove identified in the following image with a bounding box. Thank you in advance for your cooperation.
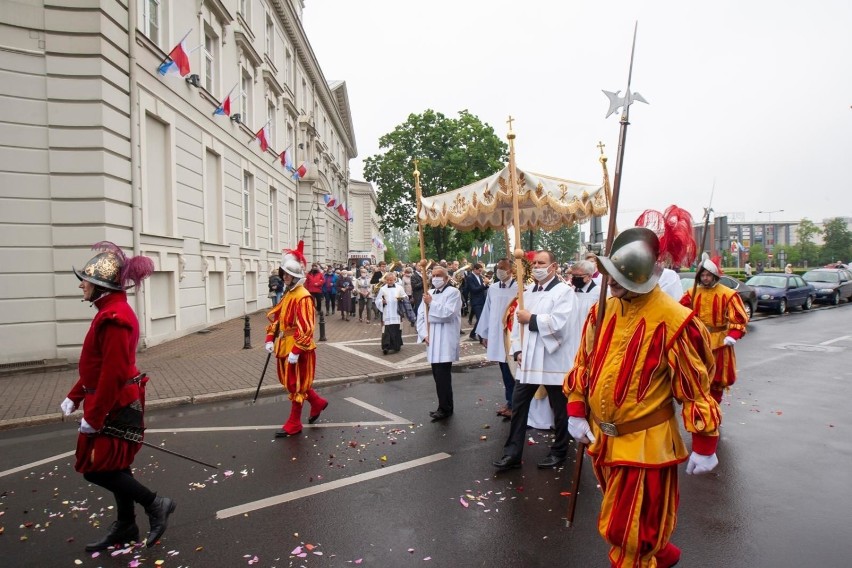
[287,352,299,364]
[723,336,737,347]
[79,418,97,434]
[265,341,274,353]
[60,397,76,416]
[686,451,719,475]
[568,417,597,444]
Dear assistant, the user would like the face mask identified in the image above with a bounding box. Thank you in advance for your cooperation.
[532,266,550,281]
[571,276,586,289]
[496,268,509,281]
[432,277,445,288]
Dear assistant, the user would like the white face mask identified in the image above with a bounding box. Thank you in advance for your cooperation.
[431,277,445,289]
[496,268,509,281]
[532,266,551,282]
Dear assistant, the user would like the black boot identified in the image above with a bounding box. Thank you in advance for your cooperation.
[144,496,176,548]
[85,520,140,552]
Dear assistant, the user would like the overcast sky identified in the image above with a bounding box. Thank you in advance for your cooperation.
[303,0,852,232]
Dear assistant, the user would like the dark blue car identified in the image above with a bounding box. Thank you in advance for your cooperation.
[745,273,816,314]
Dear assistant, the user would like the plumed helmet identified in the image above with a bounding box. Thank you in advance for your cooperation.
[596,227,662,294]
[697,255,721,280]
[73,241,154,291]
[280,240,307,281]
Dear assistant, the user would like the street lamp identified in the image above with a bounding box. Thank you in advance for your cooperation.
[758,209,784,222]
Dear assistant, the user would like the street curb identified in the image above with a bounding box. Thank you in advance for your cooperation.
[0,359,491,432]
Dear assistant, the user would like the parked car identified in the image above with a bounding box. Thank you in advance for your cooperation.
[802,268,852,305]
[745,273,816,314]
[679,272,758,319]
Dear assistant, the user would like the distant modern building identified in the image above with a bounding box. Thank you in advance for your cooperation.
[0,1,358,365]
[346,179,383,266]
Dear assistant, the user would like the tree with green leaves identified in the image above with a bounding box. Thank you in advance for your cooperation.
[363,109,508,261]
[796,218,821,266]
[821,218,852,264]
[539,226,582,263]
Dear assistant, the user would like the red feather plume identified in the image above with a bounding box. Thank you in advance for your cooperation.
[91,241,154,289]
[635,205,696,268]
[282,240,307,266]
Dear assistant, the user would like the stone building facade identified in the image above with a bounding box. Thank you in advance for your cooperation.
[0,0,358,364]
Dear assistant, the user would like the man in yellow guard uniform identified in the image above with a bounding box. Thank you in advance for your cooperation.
[265,241,328,437]
[563,228,721,568]
[680,256,748,403]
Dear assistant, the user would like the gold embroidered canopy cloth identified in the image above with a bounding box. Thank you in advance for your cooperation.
[417,166,609,231]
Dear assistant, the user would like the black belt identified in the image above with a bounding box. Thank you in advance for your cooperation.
[82,373,146,394]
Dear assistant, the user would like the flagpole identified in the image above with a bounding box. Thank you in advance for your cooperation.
[567,21,642,530]
[158,28,193,66]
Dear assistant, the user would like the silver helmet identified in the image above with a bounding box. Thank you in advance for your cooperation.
[596,227,662,294]
[281,255,305,281]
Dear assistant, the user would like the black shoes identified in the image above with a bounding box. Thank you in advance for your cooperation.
[492,455,522,471]
[144,496,176,548]
[429,409,452,421]
[537,455,566,469]
[85,520,140,552]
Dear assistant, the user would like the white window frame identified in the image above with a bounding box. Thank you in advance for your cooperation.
[243,171,254,247]
[143,0,161,44]
[240,68,252,125]
[268,185,277,251]
[265,13,274,61]
[203,25,218,95]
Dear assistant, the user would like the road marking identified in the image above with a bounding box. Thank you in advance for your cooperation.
[820,335,851,346]
[147,397,412,434]
[216,452,451,519]
[0,451,75,479]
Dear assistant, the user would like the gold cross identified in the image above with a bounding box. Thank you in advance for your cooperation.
[506,115,515,132]
[597,141,606,155]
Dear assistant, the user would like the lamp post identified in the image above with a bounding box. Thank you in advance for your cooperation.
[758,209,784,223]
[758,209,784,268]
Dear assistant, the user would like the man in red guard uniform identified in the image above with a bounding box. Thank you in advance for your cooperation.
[62,242,176,551]
[563,228,721,568]
[680,255,749,404]
[265,241,328,437]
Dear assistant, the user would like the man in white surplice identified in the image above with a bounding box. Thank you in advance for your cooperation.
[474,258,518,418]
[493,250,581,471]
[416,265,462,422]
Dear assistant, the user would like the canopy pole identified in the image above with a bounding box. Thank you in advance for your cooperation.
[414,159,430,335]
[507,116,524,313]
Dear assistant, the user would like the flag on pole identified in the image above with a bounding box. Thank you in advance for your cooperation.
[254,121,270,152]
[291,162,307,180]
[157,30,192,77]
[279,146,293,169]
[337,202,346,217]
[213,83,237,116]
[324,194,336,208]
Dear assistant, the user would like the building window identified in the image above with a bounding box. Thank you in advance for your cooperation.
[239,0,251,26]
[265,13,274,61]
[268,186,277,251]
[240,69,252,125]
[143,113,173,236]
[267,100,276,149]
[288,197,297,246]
[143,0,160,44]
[301,78,307,113]
[203,26,218,94]
[204,148,223,243]
[243,171,254,247]
[285,49,293,88]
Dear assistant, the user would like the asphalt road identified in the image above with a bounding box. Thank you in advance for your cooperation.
[1,304,851,567]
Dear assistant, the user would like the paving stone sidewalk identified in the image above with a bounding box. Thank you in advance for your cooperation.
[0,303,488,430]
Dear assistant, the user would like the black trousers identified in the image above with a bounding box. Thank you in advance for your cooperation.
[431,362,454,414]
[501,382,569,459]
[84,468,156,523]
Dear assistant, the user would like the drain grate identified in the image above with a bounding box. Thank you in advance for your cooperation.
[0,359,47,371]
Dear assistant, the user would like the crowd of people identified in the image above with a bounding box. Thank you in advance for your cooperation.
[64,221,749,566]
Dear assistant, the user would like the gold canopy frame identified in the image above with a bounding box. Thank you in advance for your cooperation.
[414,119,611,316]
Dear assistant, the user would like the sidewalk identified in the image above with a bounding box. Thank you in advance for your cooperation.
[0,302,489,430]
